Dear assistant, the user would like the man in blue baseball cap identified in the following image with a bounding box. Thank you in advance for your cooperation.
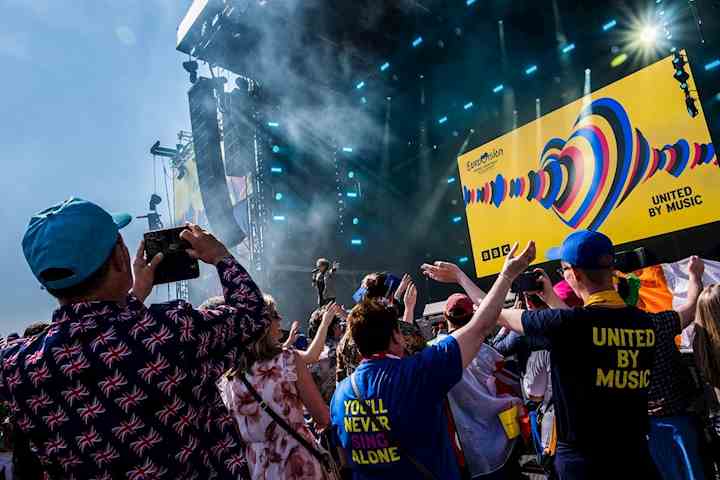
[496,230,661,480]
[0,198,270,479]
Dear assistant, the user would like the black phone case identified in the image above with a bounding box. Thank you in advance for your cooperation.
[143,227,200,285]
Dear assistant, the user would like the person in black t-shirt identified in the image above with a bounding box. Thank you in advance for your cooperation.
[497,231,660,480]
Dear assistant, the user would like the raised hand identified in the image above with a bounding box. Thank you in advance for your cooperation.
[131,240,163,302]
[421,261,462,284]
[283,320,301,349]
[322,303,343,324]
[403,282,417,310]
[688,255,704,279]
[501,241,536,281]
[395,274,412,298]
[179,223,230,265]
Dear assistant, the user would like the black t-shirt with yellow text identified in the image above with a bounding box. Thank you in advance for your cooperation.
[522,306,656,450]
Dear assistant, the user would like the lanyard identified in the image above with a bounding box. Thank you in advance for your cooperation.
[361,352,401,362]
[584,289,626,308]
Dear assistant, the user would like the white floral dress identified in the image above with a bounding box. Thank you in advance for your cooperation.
[219,349,326,480]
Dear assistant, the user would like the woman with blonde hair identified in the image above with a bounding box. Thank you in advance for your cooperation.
[694,284,720,392]
[219,295,341,479]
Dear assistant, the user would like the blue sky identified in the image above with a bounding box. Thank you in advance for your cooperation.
[0,0,193,334]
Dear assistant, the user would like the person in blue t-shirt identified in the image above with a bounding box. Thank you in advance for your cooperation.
[330,241,536,479]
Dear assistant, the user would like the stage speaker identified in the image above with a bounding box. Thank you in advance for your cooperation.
[188,78,246,247]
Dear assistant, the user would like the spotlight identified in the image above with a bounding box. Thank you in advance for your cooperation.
[638,25,658,45]
[182,60,199,84]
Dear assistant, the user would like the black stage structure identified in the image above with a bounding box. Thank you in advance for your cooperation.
[175,0,720,324]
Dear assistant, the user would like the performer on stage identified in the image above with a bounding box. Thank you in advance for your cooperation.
[312,258,339,306]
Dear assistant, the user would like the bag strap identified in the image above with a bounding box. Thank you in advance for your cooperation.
[350,373,437,480]
[237,371,330,468]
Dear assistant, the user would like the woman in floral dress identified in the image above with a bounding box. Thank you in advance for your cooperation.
[220,296,336,480]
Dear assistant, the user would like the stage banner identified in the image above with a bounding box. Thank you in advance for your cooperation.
[458,52,717,277]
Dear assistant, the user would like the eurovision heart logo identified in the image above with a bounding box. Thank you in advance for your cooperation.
[463,97,717,231]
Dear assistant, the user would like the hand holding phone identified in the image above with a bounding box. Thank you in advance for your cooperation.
[510,271,543,294]
[143,226,200,285]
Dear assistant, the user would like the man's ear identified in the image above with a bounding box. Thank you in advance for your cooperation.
[110,238,130,273]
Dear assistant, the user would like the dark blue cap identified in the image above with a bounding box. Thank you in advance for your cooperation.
[546,230,614,269]
[22,198,132,289]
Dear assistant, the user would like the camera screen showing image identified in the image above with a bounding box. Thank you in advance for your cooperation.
[511,271,543,294]
[143,226,199,285]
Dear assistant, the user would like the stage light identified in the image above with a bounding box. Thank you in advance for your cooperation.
[611,53,628,67]
[466,0,476,5]
[705,59,720,71]
[452,216,462,223]
[412,36,423,47]
[272,145,281,153]
[463,102,473,110]
[346,192,358,198]
[603,19,617,31]
[458,256,469,264]
[352,217,359,225]
[275,193,283,201]
[348,171,355,179]
[380,62,390,72]
[267,122,279,127]
[525,65,538,75]
[438,116,448,124]
[342,147,354,153]
[272,215,286,221]
[182,60,199,84]
[270,167,283,173]
[561,43,576,54]
[447,177,456,184]
[356,81,365,90]
[686,94,699,118]
[351,239,363,246]
[638,25,658,46]
[493,84,504,93]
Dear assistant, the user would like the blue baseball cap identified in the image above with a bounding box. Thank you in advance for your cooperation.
[22,198,132,289]
[546,230,614,269]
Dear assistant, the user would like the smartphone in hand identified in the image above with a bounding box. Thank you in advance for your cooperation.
[143,226,200,285]
[510,271,543,294]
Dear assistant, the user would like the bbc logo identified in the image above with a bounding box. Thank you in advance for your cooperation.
[481,244,511,262]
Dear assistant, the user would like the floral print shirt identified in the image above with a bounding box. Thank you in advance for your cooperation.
[0,256,267,480]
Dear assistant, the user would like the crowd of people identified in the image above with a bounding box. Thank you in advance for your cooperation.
[0,197,719,480]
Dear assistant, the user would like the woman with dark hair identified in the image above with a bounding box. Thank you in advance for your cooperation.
[220,295,336,479]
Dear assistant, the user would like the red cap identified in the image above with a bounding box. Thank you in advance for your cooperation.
[444,293,474,318]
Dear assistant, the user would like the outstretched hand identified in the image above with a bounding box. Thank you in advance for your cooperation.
[322,303,343,324]
[688,255,704,279]
[421,261,462,284]
[180,223,230,265]
[131,240,163,302]
[283,321,301,349]
[501,241,536,281]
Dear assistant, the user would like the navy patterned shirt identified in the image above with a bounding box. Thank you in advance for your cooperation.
[0,256,267,480]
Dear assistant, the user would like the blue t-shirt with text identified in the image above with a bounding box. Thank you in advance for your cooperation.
[330,335,463,479]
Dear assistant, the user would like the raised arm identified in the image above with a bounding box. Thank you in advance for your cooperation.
[401,282,417,324]
[421,261,487,303]
[149,224,268,373]
[677,256,704,329]
[294,353,330,429]
[451,241,536,368]
[298,303,342,364]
